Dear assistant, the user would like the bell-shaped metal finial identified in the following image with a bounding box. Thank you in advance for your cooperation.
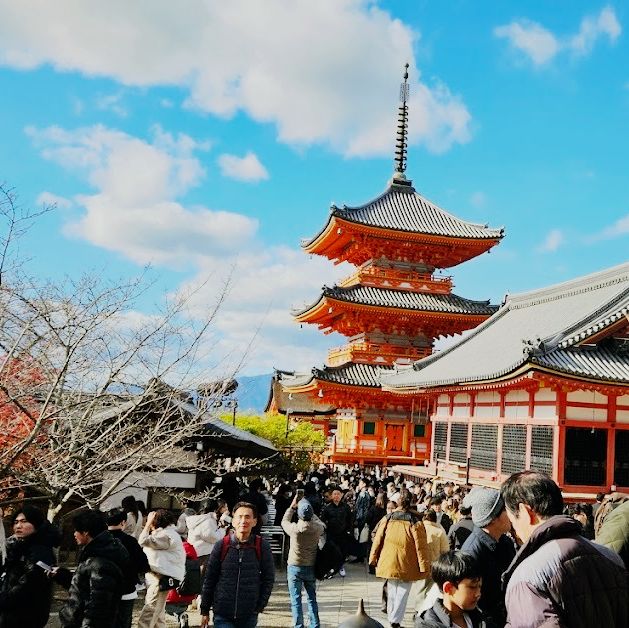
[393,63,410,179]
[336,599,385,628]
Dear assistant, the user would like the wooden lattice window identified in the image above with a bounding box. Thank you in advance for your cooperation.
[501,425,526,475]
[434,422,447,459]
[530,426,554,475]
[449,423,469,464]
[470,424,498,471]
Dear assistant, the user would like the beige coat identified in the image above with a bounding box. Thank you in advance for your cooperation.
[369,511,430,581]
[423,520,449,563]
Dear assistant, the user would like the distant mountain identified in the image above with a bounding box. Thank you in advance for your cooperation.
[234,373,274,414]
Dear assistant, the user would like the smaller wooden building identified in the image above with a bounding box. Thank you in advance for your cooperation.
[384,263,629,497]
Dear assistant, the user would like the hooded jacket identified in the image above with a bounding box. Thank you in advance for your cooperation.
[596,499,629,570]
[503,515,628,628]
[281,506,325,567]
[58,530,129,628]
[369,511,430,581]
[0,521,61,628]
[186,513,223,557]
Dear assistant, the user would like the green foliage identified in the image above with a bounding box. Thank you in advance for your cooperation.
[220,413,325,473]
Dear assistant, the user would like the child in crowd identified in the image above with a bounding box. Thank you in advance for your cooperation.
[415,551,486,628]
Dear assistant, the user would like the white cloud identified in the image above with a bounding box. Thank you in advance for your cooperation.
[28,123,343,372]
[0,0,471,156]
[495,6,621,66]
[28,123,256,266]
[538,228,564,252]
[95,91,127,117]
[174,247,350,375]
[36,190,72,209]
[494,20,559,66]
[569,6,621,56]
[218,151,269,182]
[596,214,629,239]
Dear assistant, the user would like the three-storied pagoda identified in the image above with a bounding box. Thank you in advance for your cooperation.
[268,66,504,466]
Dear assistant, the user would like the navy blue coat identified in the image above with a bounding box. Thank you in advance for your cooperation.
[200,532,274,620]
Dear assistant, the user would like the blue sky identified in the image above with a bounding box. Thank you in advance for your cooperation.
[0,1,627,376]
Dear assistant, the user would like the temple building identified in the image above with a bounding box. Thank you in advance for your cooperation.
[267,66,503,466]
[384,263,629,497]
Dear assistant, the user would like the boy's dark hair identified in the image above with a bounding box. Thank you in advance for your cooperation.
[232,501,258,518]
[501,471,563,518]
[72,510,107,537]
[424,508,437,523]
[432,551,481,590]
[106,508,127,527]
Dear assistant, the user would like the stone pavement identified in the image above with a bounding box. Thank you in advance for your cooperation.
[47,561,421,627]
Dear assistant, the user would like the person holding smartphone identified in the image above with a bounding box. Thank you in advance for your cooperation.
[0,506,61,628]
[281,494,325,628]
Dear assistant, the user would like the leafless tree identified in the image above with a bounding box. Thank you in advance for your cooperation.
[0,186,270,520]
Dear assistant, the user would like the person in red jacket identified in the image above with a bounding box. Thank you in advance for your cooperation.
[165,540,200,628]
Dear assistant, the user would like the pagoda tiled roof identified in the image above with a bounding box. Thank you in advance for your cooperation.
[304,182,504,246]
[383,262,629,390]
[312,362,395,387]
[295,285,498,317]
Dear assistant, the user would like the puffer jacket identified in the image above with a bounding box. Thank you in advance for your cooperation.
[423,520,449,564]
[200,532,275,620]
[0,521,61,628]
[281,506,325,567]
[139,524,185,580]
[369,511,430,581]
[57,530,129,628]
[596,499,629,569]
[503,515,628,628]
[186,513,223,558]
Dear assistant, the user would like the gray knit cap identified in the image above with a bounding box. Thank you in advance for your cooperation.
[462,487,504,527]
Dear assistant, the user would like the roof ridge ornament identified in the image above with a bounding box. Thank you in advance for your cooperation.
[392,63,413,188]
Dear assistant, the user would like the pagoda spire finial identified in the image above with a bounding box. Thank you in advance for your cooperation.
[392,63,412,187]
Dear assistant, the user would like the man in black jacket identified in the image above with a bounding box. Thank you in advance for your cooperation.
[200,502,274,628]
[107,509,150,628]
[321,487,353,576]
[53,510,129,628]
[460,487,515,627]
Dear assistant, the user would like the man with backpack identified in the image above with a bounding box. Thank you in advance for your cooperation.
[200,501,275,628]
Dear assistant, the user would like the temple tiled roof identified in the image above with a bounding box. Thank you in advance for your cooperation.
[312,362,395,387]
[295,285,497,317]
[531,346,629,383]
[304,183,504,246]
[383,262,629,389]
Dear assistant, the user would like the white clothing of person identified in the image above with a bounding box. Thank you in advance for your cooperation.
[124,511,144,539]
[387,579,413,625]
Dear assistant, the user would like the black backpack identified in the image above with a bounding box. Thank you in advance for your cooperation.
[176,555,202,596]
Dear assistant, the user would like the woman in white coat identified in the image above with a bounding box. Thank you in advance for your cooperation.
[185,501,226,572]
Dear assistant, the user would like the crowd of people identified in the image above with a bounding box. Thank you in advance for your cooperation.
[0,467,628,628]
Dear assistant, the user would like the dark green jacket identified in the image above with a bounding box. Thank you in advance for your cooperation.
[596,499,629,570]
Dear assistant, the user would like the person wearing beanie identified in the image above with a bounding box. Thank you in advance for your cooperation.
[0,506,61,628]
[460,487,515,627]
[282,495,325,628]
